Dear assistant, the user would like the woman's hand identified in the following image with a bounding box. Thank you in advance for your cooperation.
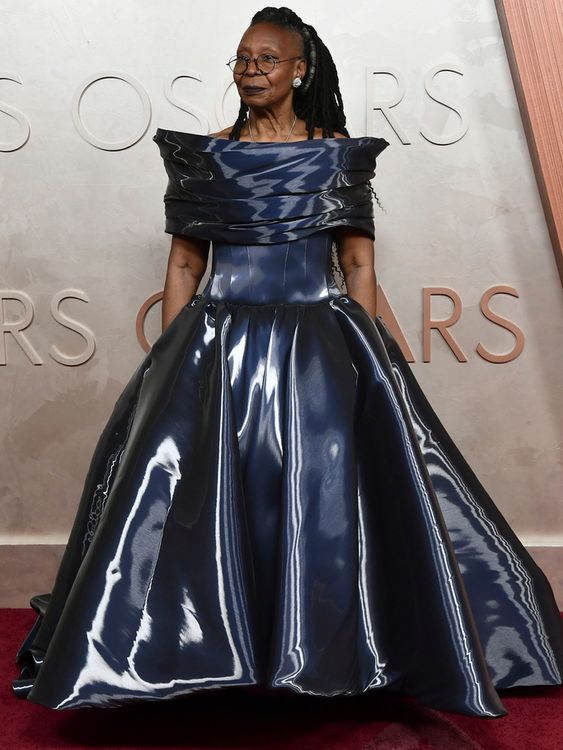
[334,226,378,321]
[161,234,210,332]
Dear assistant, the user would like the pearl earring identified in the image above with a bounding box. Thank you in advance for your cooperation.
[292,77,302,88]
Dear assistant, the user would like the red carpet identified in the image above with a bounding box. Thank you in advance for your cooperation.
[2,608,562,749]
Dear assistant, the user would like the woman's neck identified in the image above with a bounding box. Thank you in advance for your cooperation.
[244,107,303,141]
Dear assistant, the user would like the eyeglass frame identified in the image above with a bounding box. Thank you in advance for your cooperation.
[226,54,305,75]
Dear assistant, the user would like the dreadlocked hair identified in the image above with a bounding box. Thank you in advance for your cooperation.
[228,6,383,292]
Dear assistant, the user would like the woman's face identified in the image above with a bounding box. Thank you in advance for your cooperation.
[233,22,307,109]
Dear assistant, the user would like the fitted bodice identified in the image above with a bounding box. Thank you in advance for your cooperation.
[200,230,340,304]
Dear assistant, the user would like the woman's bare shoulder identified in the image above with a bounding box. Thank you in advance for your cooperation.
[310,126,347,139]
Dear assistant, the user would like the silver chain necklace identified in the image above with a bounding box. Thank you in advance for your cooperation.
[248,113,298,142]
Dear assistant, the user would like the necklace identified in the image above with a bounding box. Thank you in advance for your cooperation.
[248,113,298,142]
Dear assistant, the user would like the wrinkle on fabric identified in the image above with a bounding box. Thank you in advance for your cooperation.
[152,130,389,243]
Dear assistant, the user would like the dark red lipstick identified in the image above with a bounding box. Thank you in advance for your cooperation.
[242,85,267,94]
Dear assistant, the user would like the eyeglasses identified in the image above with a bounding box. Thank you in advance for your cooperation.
[226,54,303,75]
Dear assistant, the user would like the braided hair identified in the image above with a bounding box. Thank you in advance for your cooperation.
[228,6,383,290]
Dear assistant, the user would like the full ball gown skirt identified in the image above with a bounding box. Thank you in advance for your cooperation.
[11,131,563,717]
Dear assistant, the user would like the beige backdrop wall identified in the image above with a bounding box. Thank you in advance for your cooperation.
[1,0,562,607]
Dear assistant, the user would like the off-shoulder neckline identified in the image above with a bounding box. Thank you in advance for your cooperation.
[154,128,388,148]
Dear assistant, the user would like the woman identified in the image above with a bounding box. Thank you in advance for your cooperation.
[12,6,563,717]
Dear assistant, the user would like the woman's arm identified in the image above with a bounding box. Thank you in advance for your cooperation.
[334,226,378,321]
[161,234,210,332]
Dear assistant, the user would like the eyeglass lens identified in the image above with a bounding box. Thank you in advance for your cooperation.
[229,55,276,74]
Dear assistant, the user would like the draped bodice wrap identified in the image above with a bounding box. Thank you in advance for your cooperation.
[152,130,390,244]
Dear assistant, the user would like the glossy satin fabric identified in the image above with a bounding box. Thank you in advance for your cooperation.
[12,132,563,716]
[152,129,387,243]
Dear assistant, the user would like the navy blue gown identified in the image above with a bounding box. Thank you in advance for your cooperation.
[12,129,563,717]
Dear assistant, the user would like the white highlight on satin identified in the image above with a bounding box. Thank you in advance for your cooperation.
[393,364,558,682]
[338,307,496,716]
